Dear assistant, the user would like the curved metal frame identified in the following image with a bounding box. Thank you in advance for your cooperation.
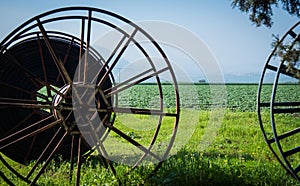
[257,20,300,182]
[0,7,180,185]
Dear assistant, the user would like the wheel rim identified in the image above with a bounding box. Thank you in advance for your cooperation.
[257,20,300,182]
[0,7,180,185]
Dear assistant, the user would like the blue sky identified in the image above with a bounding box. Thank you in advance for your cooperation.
[0,0,299,76]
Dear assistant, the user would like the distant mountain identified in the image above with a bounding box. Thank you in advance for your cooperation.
[224,72,260,83]
[223,72,297,84]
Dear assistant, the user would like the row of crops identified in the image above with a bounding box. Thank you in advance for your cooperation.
[117,83,300,112]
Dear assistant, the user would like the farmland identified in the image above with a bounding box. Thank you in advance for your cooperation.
[1,83,299,185]
[118,83,300,112]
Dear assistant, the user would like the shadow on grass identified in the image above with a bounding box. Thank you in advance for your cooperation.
[147,150,247,186]
[146,149,297,186]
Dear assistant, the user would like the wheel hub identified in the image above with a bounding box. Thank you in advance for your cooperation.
[52,84,76,131]
[52,84,111,134]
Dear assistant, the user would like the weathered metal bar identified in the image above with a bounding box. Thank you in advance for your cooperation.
[268,127,300,144]
[260,102,300,107]
[69,135,75,181]
[36,19,72,84]
[0,119,62,150]
[104,68,153,93]
[31,131,68,185]
[106,66,170,97]
[283,146,300,158]
[26,126,63,179]
[76,135,82,186]
[56,38,74,82]
[83,10,92,83]
[97,29,138,87]
[105,124,163,161]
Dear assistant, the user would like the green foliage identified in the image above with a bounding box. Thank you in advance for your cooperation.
[272,34,300,79]
[231,0,300,27]
[118,84,300,112]
[231,0,300,82]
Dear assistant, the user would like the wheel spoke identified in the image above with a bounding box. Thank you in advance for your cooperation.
[86,125,117,176]
[5,51,45,88]
[260,102,300,107]
[273,107,300,114]
[97,28,138,87]
[36,91,51,101]
[268,127,300,144]
[56,38,75,82]
[77,18,85,82]
[75,135,82,186]
[295,164,300,173]
[266,63,300,79]
[88,89,111,108]
[105,124,162,161]
[0,117,62,150]
[288,30,297,38]
[31,131,68,185]
[37,33,49,83]
[0,97,53,110]
[266,64,278,72]
[69,135,76,181]
[0,81,34,96]
[83,112,107,141]
[1,115,54,144]
[26,126,64,179]
[95,137,117,176]
[266,101,300,114]
[55,110,74,131]
[90,107,178,117]
[0,171,15,186]
[80,113,117,175]
[280,64,300,79]
[74,30,140,109]
[133,116,164,168]
[104,68,153,94]
[0,97,74,110]
[3,50,64,106]
[83,10,92,83]
[36,19,72,84]
[283,146,300,158]
[111,107,178,117]
[24,132,39,162]
[105,67,169,97]
[0,155,30,184]
[3,112,35,137]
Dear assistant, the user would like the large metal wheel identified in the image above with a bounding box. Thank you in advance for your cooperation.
[0,7,180,185]
[257,21,300,182]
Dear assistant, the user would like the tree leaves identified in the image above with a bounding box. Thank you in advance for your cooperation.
[272,34,300,79]
[231,0,300,27]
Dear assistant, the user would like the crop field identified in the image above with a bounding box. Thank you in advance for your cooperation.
[1,83,299,185]
[118,83,300,112]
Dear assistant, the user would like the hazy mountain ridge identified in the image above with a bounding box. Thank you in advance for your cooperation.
[219,71,298,83]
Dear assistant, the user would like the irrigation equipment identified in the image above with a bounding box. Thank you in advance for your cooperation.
[257,20,300,182]
[0,7,180,185]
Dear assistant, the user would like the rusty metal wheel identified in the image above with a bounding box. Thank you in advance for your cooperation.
[257,21,300,182]
[0,7,180,185]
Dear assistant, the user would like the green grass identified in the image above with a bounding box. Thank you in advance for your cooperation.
[1,84,299,185]
[1,110,299,185]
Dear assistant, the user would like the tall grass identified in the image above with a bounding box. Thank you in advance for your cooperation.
[1,110,299,185]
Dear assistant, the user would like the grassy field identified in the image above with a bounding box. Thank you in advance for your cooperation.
[1,111,299,185]
[1,84,299,185]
